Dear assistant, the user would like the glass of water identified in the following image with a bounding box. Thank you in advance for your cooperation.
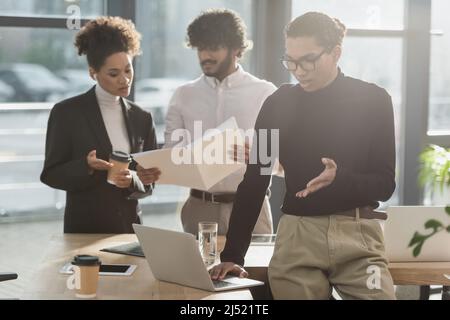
[198,222,218,266]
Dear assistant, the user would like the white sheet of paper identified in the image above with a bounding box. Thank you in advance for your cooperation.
[132,117,246,190]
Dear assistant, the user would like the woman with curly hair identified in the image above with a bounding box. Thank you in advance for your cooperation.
[41,16,161,233]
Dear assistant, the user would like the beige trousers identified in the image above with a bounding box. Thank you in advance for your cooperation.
[268,211,396,300]
[181,195,273,236]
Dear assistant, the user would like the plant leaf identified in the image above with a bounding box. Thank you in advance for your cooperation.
[439,161,450,193]
[418,144,450,191]
[447,225,450,233]
[424,219,443,231]
[413,243,423,258]
[446,206,450,216]
[408,231,424,247]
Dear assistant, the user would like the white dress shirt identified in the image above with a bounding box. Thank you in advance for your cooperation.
[164,65,277,193]
[96,84,131,154]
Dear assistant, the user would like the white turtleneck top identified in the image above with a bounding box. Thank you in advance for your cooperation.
[95,84,131,154]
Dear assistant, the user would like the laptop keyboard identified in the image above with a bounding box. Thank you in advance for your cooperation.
[212,279,236,289]
[212,275,241,289]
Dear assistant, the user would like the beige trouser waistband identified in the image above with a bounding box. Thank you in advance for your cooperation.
[290,206,388,220]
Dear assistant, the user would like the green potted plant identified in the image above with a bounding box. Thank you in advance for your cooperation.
[409,144,450,257]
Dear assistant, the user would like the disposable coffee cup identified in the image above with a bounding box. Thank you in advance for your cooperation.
[107,151,131,185]
[66,255,101,299]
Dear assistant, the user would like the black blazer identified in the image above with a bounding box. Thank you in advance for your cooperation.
[41,86,158,234]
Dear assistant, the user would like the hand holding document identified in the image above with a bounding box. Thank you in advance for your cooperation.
[132,118,246,190]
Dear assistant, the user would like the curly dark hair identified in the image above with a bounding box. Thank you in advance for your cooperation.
[186,9,249,57]
[285,12,347,51]
[75,16,142,71]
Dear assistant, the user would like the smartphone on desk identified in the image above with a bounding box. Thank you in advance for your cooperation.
[59,263,137,276]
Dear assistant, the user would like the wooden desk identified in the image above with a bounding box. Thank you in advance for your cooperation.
[22,234,450,300]
[389,262,450,286]
[22,234,261,300]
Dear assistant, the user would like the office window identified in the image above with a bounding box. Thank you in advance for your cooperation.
[0,27,94,217]
[340,37,403,205]
[0,4,104,219]
[291,1,405,206]
[292,0,404,30]
[0,0,104,17]
[0,28,94,103]
[429,0,450,134]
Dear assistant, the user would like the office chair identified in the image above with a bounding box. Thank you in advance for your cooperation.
[0,273,18,283]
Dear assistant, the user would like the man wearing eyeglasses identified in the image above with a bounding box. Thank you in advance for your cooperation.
[211,12,397,300]
[138,9,276,236]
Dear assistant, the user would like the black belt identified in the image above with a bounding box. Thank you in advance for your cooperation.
[335,206,388,220]
[190,189,271,204]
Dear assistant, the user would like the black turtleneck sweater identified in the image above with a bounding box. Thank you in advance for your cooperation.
[221,69,396,266]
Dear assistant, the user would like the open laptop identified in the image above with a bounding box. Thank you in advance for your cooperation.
[384,206,450,262]
[133,224,264,292]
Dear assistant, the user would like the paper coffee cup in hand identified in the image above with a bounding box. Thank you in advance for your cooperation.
[107,151,131,185]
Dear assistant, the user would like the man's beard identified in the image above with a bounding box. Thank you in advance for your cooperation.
[202,50,233,80]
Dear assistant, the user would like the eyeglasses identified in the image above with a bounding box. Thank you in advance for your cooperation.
[280,49,328,72]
